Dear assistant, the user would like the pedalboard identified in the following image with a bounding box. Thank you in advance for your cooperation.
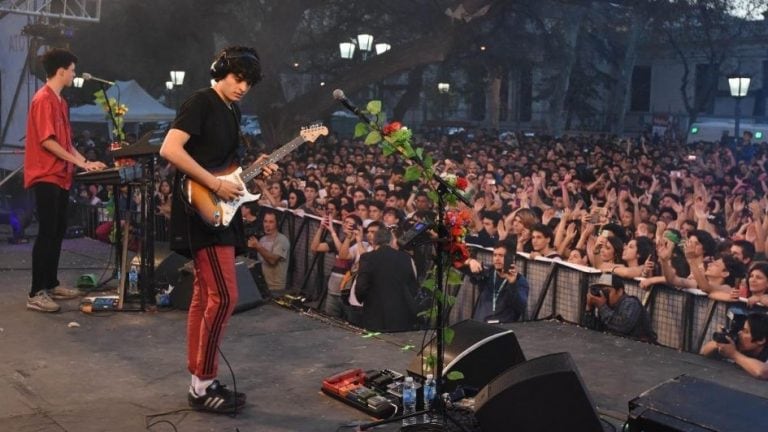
[321,368,404,418]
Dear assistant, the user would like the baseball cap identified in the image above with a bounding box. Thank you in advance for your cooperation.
[590,273,623,289]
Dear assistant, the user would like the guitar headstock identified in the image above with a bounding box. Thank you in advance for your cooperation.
[300,124,329,143]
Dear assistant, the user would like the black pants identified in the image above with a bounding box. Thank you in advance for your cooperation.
[30,182,69,296]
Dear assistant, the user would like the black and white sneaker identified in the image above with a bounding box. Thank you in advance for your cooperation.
[188,380,246,413]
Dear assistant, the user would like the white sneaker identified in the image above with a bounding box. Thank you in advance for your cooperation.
[50,285,83,300]
[27,291,61,312]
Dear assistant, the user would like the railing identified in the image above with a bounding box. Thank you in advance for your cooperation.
[268,208,768,353]
[68,203,764,353]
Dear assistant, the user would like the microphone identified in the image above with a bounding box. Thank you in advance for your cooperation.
[332,89,371,123]
[81,73,115,86]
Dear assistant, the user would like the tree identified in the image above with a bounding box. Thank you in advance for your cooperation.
[653,0,768,134]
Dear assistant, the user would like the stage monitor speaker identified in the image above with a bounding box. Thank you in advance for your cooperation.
[474,352,604,432]
[167,257,264,314]
[407,320,525,393]
[627,374,768,432]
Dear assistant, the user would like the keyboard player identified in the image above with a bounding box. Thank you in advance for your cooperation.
[23,48,107,313]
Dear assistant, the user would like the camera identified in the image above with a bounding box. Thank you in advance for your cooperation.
[712,309,748,344]
[243,223,264,240]
[589,286,605,297]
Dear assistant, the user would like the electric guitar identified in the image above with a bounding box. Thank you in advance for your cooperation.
[182,124,328,228]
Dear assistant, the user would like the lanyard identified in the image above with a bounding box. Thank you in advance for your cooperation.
[491,271,508,313]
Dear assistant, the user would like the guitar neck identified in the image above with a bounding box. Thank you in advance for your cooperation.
[240,135,304,183]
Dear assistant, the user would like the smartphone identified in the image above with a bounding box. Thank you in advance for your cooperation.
[670,170,681,178]
[712,332,731,344]
[504,252,516,273]
[318,189,328,199]
[487,179,496,185]
[687,155,696,161]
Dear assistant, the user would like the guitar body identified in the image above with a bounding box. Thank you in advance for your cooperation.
[179,124,327,228]
[182,165,261,228]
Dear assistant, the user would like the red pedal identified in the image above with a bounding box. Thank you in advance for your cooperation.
[322,368,366,396]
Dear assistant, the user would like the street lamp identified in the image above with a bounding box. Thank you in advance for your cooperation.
[437,82,450,94]
[73,76,84,88]
[357,34,373,52]
[170,70,185,86]
[375,43,391,55]
[339,41,355,59]
[728,74,751,144]
[165,81,174,91]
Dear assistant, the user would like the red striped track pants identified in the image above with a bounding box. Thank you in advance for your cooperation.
[187,245,238,379]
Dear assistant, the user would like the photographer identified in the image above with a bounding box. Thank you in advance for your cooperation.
[585,273,657,343]
[247,209,290,292]
[700,313,768,380]
[462,238,530,324]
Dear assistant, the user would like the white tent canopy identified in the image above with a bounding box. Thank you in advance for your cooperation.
[70,80,176,123]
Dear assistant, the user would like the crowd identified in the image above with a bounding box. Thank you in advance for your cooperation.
[69,124,768,380]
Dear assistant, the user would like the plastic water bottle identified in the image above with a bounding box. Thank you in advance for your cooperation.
[402,376,417,426]
[423,374,436,423]
[128,256,139,295]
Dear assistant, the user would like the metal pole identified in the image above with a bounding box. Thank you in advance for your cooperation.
[734,97,742,146]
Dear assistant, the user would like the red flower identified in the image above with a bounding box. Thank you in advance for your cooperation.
[455,177,469,190]
[382,121,402,136]
[449,242,470,268]
[451,225,464,238]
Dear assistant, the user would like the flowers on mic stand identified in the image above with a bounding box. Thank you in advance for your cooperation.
[355,100,468,380]
[94,91,132,166]
[94,91,128,142]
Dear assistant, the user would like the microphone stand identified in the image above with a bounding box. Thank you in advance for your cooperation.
[98,83,122,143]
[337,96,471,432]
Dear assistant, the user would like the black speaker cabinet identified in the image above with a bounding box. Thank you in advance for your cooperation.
[627,374,768,432]
[167,256,264,314]
[407,320,526,393]
[474,352,603,432]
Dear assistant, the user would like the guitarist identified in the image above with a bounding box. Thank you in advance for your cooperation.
[159,46,277,414]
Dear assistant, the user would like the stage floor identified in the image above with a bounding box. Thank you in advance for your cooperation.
[0,238,766,432]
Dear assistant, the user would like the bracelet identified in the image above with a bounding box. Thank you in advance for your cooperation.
[214,179,222,193]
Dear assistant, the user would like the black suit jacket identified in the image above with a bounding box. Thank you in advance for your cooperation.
[355,246,418,332]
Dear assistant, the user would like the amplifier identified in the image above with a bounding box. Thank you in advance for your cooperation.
[627,374,768,432]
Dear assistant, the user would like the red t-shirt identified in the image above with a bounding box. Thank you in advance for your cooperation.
[24,84,75,190]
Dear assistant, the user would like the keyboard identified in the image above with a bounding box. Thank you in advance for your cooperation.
[75,165,143,185]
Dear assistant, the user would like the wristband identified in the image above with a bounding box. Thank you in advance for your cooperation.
[214,179,222,193]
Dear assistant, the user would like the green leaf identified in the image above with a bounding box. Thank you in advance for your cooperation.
[354,122,369,138]
[424,155,434,170]
[427,190,439,204]
[447,268,463,285]
[446,295,456,307]
[416,147,424,161]
[367,100,382,115]
[422,276,436,291]
[446,371,465,381]
[401,344,415,351]
[444,327,455,345]
[364,130,382,145]
[424,354,437,371]
[404,165,422,182]
[382,143,396,156]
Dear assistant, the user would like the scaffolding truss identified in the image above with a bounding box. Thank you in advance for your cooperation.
[0,0,101,23]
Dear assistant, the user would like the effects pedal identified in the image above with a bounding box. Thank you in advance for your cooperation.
[79,295,119,313]
[321,368,399,419]
[322,368,366,397]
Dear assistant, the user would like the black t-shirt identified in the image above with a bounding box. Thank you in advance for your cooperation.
[168,88,246,257]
